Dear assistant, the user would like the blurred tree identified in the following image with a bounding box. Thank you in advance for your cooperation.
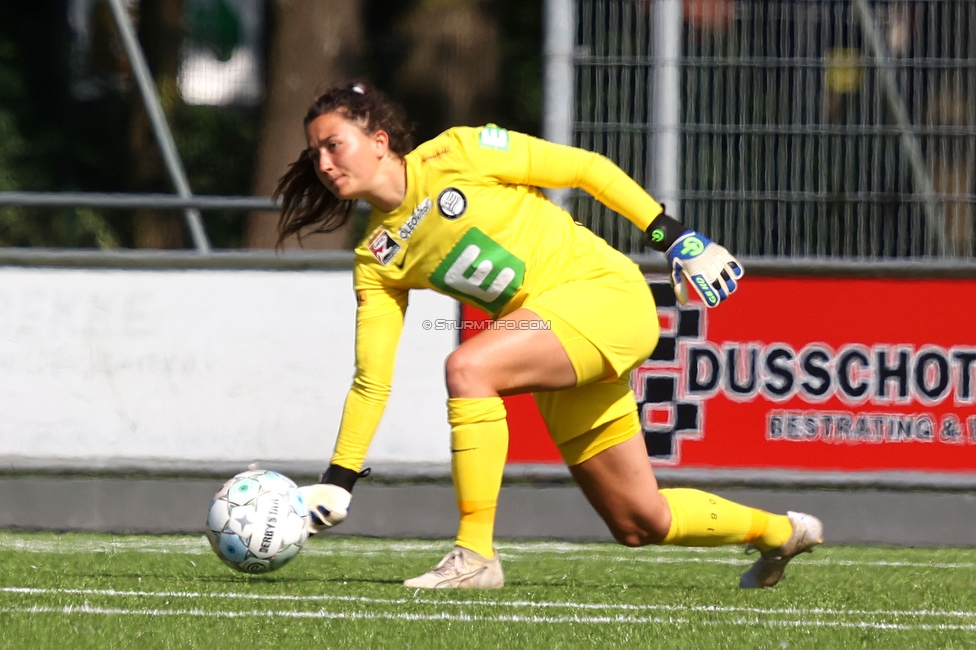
[396,0,500,137]
[129,0,188,249]
[0,0,122,247]
[0,0,261,249]
[492,0,543,137]
[245,0,363,249]
[0,36,30,191]
[0,35,38,246]
[0,0,543,250]
[185,0,241,61]
[342,0,522,248]
[174,103,260,249]
[365,0,541,141]
[248,0,539,250]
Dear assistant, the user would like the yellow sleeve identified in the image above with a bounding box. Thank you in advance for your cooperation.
[329,264,408,472]
[463,127,664,231]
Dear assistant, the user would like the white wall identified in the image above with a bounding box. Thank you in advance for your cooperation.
[0,267,456,469]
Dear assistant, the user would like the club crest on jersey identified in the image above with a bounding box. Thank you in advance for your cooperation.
[367,228,401,265]
[438,188,467,220]
[398,198,432,240]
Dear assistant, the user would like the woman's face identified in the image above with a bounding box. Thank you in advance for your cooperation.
[306,111,388,200]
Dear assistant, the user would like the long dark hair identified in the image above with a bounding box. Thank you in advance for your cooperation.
[274,81,414,247]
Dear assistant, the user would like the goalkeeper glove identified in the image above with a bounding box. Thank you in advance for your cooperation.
[645,211,744,307]
[299,464,370,534]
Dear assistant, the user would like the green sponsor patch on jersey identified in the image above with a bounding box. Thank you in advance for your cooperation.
[429,228,525,313]
[478,125,510,152]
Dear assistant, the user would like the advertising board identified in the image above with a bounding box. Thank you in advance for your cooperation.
[463,276,976,475]
[0,267,455,469]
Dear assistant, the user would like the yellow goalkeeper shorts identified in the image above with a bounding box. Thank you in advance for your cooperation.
[522,268,658,465]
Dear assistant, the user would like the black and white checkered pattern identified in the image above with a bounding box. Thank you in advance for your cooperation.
[637,281,706,461]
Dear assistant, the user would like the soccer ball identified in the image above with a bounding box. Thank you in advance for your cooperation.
[205,469,309,574]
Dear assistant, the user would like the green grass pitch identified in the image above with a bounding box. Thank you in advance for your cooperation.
[1,532,976,649]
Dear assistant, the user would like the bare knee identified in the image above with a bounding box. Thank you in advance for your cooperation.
[612,528,648,548]
[445,347,494,398]
[608,520,668,548]
[604,496,672,547]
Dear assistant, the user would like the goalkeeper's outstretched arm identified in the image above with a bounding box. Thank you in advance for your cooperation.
[300,277,408,533]
[483,131,744,307]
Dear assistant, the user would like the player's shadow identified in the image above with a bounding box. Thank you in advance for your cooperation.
[505,578,714,591]
[59,570,349,586]
[205,574,408,586]
[204,575,347,585]
[317,577,407,586]
[60,570,192,581]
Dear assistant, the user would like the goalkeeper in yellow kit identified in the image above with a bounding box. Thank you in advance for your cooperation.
[277,82,823,590]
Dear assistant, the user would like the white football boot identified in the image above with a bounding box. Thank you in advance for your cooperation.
[740,511,824,589]
[403,546,505,589]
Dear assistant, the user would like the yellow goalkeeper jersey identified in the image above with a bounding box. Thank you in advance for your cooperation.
[331,125,663,470]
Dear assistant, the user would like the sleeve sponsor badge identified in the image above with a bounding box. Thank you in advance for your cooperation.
[478,124,509,152]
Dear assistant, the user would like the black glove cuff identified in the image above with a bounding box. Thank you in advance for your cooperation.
[319,464,371,492]
[645,209,689,252]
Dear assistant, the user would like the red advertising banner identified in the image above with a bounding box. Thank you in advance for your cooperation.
[461,276,976,474]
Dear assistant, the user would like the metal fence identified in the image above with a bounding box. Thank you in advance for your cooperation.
[573,0,976,259]
[5,0,976,263]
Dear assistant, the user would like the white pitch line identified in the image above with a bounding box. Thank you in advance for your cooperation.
[0,538,668,555]
[2,536,976,570]
[4,604,976,631]
[4,586,976,621]
[591,555,976,570]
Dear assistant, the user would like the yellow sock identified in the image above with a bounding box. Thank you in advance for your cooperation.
[660,488,793,552]
[448,397,509,559]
